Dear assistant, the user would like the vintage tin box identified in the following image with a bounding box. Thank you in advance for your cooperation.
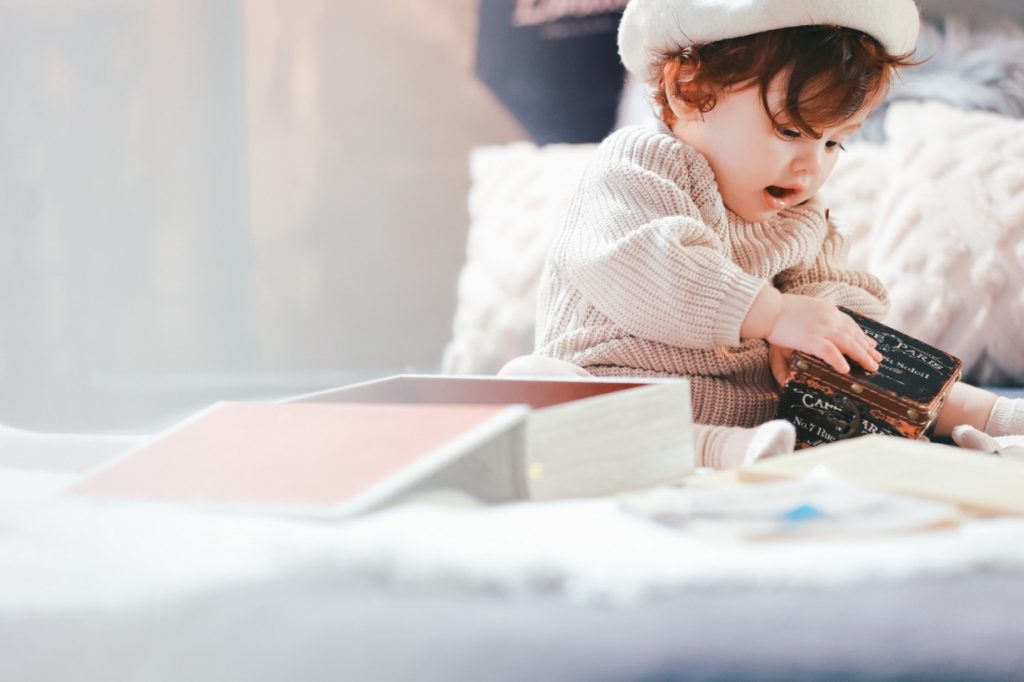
[778,308,962,449]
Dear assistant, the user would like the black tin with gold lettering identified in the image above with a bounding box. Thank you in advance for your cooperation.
[777,308,962,449]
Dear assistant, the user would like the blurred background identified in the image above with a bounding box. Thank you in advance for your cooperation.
[3,0,1022,433]
[1,0,531,432]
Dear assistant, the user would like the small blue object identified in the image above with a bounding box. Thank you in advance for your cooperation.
[781,504,824,524]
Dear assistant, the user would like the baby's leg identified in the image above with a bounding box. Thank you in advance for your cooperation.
[933,382,1023,437]
[695,421,796,469]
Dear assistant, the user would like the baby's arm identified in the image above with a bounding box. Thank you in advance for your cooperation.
[555,161,765,350]
[742,285,882,379]
[773,210,889,320]
[560,172,879,377]
[760,208,887,383]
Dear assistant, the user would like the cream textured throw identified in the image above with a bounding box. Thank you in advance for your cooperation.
[534,121,888,427]
[826,101,1024,385]
[442,143,595,375]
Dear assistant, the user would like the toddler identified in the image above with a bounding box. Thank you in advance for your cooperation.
[526,0,1024,467]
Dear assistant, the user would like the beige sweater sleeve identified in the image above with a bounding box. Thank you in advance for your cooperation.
[773,213,890,321]
[551,131,766,349]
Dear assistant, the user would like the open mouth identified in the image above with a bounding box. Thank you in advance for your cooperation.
[766,185,796,199]
[764,184,801,210]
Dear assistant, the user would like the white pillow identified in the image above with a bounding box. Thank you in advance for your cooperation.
[441,143,595,374]
[826,100,1024,385]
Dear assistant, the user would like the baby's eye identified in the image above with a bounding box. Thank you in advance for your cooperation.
[779,128,801,139]
[825,140,848,152]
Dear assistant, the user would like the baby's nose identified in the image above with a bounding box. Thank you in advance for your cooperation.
[792,147,823,176]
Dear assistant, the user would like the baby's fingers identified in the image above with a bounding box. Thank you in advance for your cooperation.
[836,332,880,373]
[842,315,883,365]
[869,344,884,364]
[807,338,849,374]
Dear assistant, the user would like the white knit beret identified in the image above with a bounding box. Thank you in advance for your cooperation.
[618,0,921,79]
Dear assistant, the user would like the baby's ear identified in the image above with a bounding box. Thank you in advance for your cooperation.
[661,61,701,124]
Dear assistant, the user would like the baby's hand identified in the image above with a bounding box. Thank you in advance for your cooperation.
[768,294,882,375]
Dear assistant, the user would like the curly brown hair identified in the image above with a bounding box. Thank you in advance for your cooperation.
[653,26,919,136]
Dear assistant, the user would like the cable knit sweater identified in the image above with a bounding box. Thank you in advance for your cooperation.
[535,121,890,427]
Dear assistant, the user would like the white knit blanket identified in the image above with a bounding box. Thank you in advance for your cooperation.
[827,101,1024,385]
[5,467,1024,612]
[5,421,1024,613]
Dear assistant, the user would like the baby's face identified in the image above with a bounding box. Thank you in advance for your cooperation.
[670,77,873,223]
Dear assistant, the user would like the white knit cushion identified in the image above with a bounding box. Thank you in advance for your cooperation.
[826,100,1024,385]
[446,101,1024,384]
[441,143,595,374]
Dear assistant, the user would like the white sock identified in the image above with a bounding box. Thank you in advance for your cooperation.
[952,424,1024,460]
[984,397,1024,437]
[951,424,1001,453]
[696,420,796,469]
[742,420,797,466]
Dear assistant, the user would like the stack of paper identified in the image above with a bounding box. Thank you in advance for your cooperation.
[740,434,1024,516]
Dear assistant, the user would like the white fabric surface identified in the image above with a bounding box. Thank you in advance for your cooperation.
[312,498,1024,605]
[0,423,146,473]
[3,423,1024,612]
[3,462,1024,611]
